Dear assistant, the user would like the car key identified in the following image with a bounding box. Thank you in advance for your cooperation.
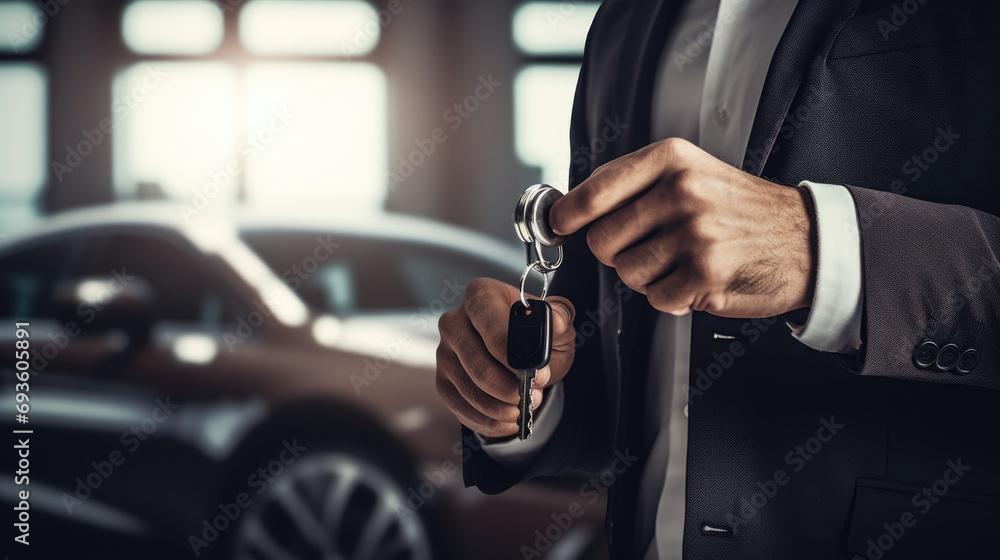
[506,298,553,441]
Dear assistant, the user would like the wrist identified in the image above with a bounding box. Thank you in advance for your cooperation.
[779,183,818,312]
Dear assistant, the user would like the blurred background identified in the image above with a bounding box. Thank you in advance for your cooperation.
[0,0,609,559]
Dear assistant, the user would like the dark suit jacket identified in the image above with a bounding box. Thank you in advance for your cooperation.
[464,0,1000,557]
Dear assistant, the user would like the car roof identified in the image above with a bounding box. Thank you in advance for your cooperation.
[5,202,524,271]
[235,209,523,271]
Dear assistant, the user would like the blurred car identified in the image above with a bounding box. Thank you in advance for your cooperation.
[0,203,608,560]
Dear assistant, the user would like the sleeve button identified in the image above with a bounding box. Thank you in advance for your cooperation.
[913,340,938,368]
[935,343,961,371]
[955,349,980,375]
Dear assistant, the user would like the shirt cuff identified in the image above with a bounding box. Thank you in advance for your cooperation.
[789,181,864,354]
[477,381,564,470]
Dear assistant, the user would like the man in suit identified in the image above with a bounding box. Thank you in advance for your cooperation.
[436,0,1000,557]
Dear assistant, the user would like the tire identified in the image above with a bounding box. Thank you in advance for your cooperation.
[223,440,437,560]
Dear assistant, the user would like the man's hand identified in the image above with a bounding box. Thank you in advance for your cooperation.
[550,137,817,318]
[436,278,576,438]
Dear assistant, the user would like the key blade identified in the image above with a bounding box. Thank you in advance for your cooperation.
[517,370,535,441]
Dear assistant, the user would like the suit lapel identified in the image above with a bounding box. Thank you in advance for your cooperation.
[742,0,863,176]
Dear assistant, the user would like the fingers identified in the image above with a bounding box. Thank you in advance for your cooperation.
[547,295,575,344]
[435,371,519,438]
[437,346,520,421]
[584,187,682,267]
[645,263,698,316]
[609,228,683,292]
[463,278,522,366]
[549,138,690,235]
[436,277,575,437]
[440,309,520,402]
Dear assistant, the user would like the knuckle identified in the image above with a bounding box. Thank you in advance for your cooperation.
[467,355,494,387]
[579,185,609,219]
[437,309,460,337]
[487,400,517,423]
[466,276,490,296]
[480,416,508,436]
[434,373,452,400]
[671,168,697,199]
[658,137,687,160]
[615,260,644,289]
[586,225,615,265]
[647,285,681,312]
[488,330,508,360]
[689,251,719,284]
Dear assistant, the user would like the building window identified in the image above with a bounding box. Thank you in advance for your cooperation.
[0,1,48,233]
[512,1,600,191]
[113,0,387,214]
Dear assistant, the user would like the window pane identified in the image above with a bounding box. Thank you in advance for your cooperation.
[239,0,380,56]
[122,0,224,55]
[514,65,580,191]
[244,62,387,212]
[0,64,46,232]
[112,62,239,204]
[512,2,601,56]
[0,1,44,53]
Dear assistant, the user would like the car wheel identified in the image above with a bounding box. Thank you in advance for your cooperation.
[228,449,435,560]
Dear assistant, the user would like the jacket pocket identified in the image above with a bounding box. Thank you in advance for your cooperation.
[828,0,999,61]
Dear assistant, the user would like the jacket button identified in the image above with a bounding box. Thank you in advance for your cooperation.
[955,349,980,375]
[935,343,961,371]
[913,340,938,368]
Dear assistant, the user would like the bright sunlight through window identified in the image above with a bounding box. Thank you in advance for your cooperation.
[112,63,239,203]
[122,0,224,55]
[239,0,380,56]
[514,65,581,192]
[512,2,600,56]
[0,65,46,232]
[0,1,44,53]
[244,63,387,212]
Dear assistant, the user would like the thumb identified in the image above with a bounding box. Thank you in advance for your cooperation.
[547,296,576,339]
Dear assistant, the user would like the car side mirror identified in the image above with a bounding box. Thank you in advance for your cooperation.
[55,276,156,350]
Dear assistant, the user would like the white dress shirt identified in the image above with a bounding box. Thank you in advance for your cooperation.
[483,0,865,558]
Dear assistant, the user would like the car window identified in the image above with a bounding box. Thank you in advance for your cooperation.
[242,230,518,315]
[75,231,240,328]
[0,238,78,320]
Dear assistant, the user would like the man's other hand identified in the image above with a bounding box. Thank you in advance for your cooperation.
[550,137,817,319]
[436,278,576,438]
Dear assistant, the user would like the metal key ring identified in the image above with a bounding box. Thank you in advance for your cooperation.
[533,239,563,272]
[519,261,551,307]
